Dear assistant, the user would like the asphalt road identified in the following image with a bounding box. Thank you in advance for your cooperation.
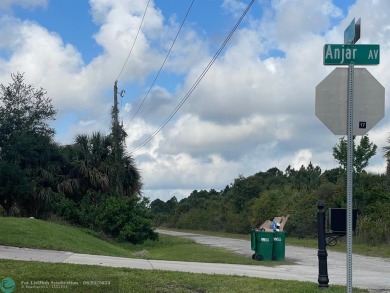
[156,229,390,292]
[0,229,389,292]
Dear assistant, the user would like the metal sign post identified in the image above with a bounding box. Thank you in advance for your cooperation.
[345,18,359,292]
[346,64,354,293]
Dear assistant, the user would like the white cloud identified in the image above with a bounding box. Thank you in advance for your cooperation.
[271,0,340,44]
[2,0,390,201]
[160,114,268,158]
[222,0,247,18]
[291,149,313,168]
[139,152,240,191]
[0,0,47,10]
[321,1,343,18]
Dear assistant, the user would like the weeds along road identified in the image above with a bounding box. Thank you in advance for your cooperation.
[0,229,389,292]
[156,229,390,292]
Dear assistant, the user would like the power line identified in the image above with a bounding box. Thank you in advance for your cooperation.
[129,0,255,155]
[116,0,151,82]
[124,0,195,130]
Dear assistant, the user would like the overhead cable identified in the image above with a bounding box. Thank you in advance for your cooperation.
[125,0,195,129]
[129,0,255,154]
[116,0,151,81]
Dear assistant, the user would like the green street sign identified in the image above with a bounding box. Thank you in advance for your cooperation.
[323,44,380,65]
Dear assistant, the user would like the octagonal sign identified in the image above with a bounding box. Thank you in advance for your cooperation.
[315,67,385,135]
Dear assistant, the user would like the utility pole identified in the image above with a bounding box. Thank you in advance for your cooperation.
[113,80,120,165]
[112,80,123,196]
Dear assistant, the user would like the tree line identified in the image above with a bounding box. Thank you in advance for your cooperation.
[0,73,157,244]
[152,137,390,246]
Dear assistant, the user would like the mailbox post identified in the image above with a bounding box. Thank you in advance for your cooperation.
[317,200,358,288]
[317,200,329,288]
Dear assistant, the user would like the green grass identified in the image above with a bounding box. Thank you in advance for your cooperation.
[0,259,368,293]
[282,235,390,258]
[0,217,264,265]
[0,217,132,257]
[131,235,262,265]
[324,239,390,258]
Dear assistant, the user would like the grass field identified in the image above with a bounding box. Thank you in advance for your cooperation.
[0,259,365,293]
[0,217,371,292]
[0,217,269,265]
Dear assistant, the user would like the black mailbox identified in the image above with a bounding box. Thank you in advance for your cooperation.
[328,208,358,233]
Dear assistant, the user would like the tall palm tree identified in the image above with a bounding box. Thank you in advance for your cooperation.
[58,133,111,200]
[58,132,142,199]
[118,154,143,197]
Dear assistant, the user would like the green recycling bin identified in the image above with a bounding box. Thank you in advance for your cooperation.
[251,230,274,261]
[250,229,256,250]
[273,231,286,261]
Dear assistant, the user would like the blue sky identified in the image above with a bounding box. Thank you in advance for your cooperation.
[8,1,256,64]
[11,1,101,63]
[1,0,390,201]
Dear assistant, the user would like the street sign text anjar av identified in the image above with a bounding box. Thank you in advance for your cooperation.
[323,44,379,65]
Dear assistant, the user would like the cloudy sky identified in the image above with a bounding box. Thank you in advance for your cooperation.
[1,0,389,201]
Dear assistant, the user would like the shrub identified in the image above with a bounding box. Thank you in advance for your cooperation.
[356,215,390,245]
[51,194,80,224]
[0,205,5,216]
[95,196,158,244]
